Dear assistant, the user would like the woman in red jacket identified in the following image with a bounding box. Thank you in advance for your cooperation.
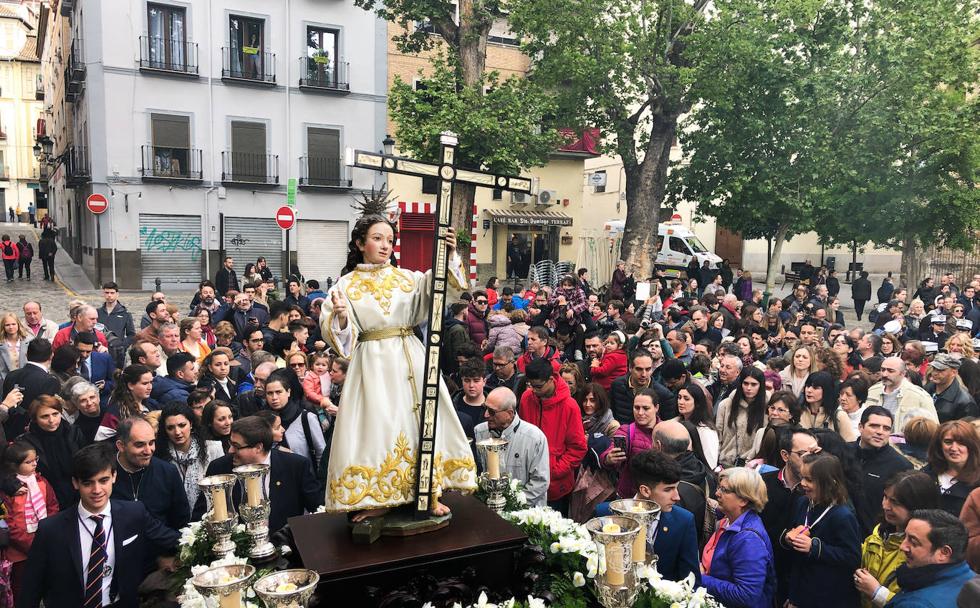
[2,440,59,598]
[589,330,628,390]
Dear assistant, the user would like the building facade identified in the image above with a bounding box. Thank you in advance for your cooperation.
[37,0,387,289]
[0,1,43,220]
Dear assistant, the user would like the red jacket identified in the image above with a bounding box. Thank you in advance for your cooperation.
[590,348,628,390]
[519,374,586,501]
[51,325,109,351]
[465,302,488,345]
[0,239,18,261]
[3,474,60,563]
[516,345,561,374]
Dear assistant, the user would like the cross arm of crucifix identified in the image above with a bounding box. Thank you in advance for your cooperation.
[347,149,534,195]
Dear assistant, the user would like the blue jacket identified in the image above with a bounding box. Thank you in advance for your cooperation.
[702,510,775,608]
[80,350,115,405]
[652,506,701,585]
[150,375,194,405]
[887,561,975,608]
[782,498,862,608]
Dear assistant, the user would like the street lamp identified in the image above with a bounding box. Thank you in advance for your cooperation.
[32,142,41,159]
[382,134,395,156]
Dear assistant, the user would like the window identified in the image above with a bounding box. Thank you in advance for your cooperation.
[150,113,190,177]
[492,188,502,200]
[422,176,439,195]
[306,127,341,186]
[230,121,267,182]
[147,3,187,70]
[669,236,690,255]
[594,170,606,193]
[229,15,265,79]
[304,26,339,86]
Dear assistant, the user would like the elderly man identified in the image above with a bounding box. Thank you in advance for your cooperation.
[157,322,182,375]
[710,353,743,404]
[22,301,58,342]
[925,354,979,423]
[864,358,938,434]
[51,304,108,350]
[484,345,526,397]
[474,387,549,506]
[653,419,716,543]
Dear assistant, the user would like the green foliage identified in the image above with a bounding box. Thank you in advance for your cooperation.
[388,55,561,173]
[353,0,506,56]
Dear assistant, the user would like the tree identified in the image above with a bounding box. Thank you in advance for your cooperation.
[355,0,560,232]
[668,0,856,297]
[509,0,712,278]
[814,0,980,290]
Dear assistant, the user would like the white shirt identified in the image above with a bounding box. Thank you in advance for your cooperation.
[78,502,115,606]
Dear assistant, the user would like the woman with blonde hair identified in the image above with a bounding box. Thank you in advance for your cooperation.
[178,316,211,363]
[780,344,817,396]
[904,299,928,336]
[0,311,30,383]
[945,333,977,361]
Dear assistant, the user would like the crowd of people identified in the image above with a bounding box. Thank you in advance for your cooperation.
[1,234,980,607]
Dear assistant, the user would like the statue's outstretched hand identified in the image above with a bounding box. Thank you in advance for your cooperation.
[332,290,348,329]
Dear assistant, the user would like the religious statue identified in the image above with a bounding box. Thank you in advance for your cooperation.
[319,214,477,521]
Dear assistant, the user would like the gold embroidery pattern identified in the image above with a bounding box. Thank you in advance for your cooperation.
[329,433,477,507]
[345,267,414,315]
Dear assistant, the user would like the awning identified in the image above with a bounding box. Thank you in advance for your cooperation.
[486,208,573,226]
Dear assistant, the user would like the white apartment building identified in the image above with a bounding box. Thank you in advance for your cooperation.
[38,0,387,289]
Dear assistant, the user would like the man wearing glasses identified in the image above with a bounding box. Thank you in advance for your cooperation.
[200,416,322,531]
[473,387,549,506]
[518,358,586,515]
[760,428,821,605]
[484,345,525,399]
[466,290,490,346]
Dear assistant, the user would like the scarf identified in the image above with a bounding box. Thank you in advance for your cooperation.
[895,561,966,592]
[16,473,46,533]
[275,399,304,451]
[583,407,614,435]
[29,423,78,492]
[73,413,102,446]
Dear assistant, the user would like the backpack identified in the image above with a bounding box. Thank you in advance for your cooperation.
[681,477,719,549]
[0,243,11,257]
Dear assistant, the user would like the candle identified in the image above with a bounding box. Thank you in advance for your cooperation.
[606,544,626,586]
[487,448,500,480]
[211,487,228,521]
[602,521,621,533]
[245,476,261,507]
[218,589,241,608]
[632,523,646,563]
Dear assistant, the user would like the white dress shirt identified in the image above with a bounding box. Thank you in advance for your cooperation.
[78,502,115,606]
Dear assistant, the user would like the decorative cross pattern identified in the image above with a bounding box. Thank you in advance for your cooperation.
[347,132,532,518]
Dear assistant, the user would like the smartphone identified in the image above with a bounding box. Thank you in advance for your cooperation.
[612,436,627,452]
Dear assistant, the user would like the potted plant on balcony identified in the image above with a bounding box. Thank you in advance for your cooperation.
[311,48,331,85]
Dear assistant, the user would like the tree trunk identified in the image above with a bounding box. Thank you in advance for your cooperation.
[764,223,791,304]
[451,182,477,240]
[457,0,490,87]
[901,236,928,292]
[619,112,678,279]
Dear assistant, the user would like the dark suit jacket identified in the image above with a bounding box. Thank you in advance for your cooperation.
[2,363,61,438]
[17,499,179,608]
[80,351,116,404]
[199,450,322,531]
[652,506,701,585]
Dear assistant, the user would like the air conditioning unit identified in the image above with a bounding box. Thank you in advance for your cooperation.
[537,189,558,205]
[512,191,529,204]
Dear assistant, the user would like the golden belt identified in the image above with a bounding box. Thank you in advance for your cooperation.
[356,326,421,412]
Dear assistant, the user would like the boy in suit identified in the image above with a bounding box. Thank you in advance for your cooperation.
[18,443,179,608]
[632,450,701,584]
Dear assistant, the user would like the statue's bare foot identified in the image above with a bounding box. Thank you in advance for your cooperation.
[351,507,391,522]
[430,502,451,517]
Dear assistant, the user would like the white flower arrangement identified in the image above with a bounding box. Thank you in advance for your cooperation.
[421,592,549,608]
[638,569,725,608]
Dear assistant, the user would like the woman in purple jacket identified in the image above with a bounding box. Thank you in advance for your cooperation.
[701,467,776,608]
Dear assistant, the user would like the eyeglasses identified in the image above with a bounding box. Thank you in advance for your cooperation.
[717,486,736,494]
[485,408,502,417]
[475,300,488,305]
[768,405,790,414]
[289,362,306,369]
[492,361,512,368]
[229,442,257,451]
[528,380,550,390]
[791,448,822,457]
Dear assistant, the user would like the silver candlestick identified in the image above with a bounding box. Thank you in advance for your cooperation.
[609,498,661,570]
[586,515,642,608]
[253,569,320,608]
[476,437,510,513]
[191,564,255,608]
[198,474,239,559]
[234,463,277,561]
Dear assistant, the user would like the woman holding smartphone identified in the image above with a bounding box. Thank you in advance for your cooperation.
[600,388,660,499]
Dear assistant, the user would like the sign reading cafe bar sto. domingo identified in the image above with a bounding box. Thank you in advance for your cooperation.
[489,211,573,226]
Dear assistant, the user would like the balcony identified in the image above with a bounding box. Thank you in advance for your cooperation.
[64,146,90,187]
[139,36,199,77]
[298,57,350,94]
[140,145,203,181]
[299,156,352,189]
[64,43,86,102]
[221,151,279,185]
[221,47,276,85]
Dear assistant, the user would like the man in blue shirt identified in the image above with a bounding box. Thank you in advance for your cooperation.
[492,287,528,311]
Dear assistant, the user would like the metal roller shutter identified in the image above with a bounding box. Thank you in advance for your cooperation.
[298,219,349,285]
[139,214,202,290]
[223,216,283,282]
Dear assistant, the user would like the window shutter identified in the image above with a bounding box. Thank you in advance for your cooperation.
[151,114,190,148]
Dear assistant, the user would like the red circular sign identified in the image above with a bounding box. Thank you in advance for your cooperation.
[275,206,295,230]
[86,193,109,215]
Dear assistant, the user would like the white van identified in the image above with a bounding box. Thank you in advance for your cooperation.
[603,220,722,276]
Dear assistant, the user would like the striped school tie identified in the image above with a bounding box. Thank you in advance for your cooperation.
[83,514,108,608]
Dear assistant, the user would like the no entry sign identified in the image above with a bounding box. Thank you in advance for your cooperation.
[275,205,295,230]
[86,193,109,215]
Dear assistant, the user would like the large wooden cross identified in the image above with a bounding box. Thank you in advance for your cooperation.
[347,132,532,518]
